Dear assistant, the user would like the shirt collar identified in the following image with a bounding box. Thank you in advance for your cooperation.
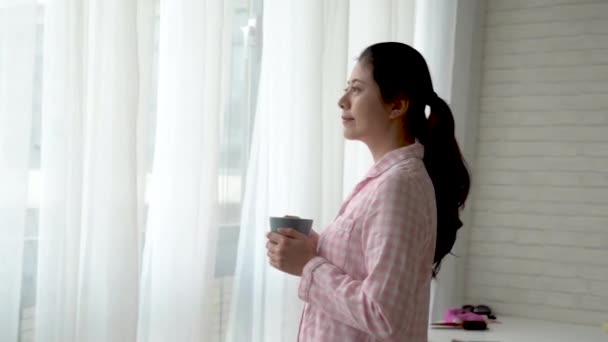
[365,141,424,178]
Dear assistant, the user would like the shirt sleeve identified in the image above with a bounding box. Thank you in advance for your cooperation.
[298,171,434,340]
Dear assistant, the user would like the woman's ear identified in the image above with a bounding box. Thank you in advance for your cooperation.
[388,99,409,119]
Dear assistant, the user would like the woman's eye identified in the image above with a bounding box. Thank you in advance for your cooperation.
[343,86,361,93]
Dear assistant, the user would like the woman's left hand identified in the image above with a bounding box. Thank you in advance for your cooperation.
[266,228,317,276]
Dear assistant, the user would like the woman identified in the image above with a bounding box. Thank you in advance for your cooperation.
[266,42,470,341]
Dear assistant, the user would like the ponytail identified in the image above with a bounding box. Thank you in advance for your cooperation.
[424,94,470,277]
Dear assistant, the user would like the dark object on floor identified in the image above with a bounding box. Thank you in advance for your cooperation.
[462,320,488,331]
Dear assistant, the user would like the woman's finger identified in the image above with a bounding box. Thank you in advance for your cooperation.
[266,240,274,250]
[267,232,286,244]
[267,251,280,265]
[266,241,280,253]
[277,228,307,240]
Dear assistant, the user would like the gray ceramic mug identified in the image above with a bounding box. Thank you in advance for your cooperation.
[269,216,313,236]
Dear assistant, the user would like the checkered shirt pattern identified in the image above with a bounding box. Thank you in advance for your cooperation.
[297,142,437,342]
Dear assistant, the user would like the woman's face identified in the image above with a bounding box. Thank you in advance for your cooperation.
[338,62,393,142]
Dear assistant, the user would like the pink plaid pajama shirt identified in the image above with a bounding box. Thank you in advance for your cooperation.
[298,142,437,342]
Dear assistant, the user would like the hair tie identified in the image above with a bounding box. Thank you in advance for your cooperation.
[424,91,438,120]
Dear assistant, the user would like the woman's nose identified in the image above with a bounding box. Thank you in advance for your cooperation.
[338,94,347,109]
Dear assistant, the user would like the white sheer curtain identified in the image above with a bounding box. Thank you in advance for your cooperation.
[228,0,471,339]
[136,0,232,341]
[1,0,241,341]
[0,2,37,341]
[35,0,85,340]
[226,1,347,341]
[35,0,141,341]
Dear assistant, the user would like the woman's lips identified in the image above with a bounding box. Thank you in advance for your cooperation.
[341,116,354,124]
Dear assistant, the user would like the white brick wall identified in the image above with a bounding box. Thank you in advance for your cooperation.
[465,0,608,326]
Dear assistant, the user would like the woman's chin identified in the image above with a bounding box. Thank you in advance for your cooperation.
[343,124,360,139]
[342,129,357,140]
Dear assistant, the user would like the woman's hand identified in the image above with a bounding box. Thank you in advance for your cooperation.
[266,228,318,276]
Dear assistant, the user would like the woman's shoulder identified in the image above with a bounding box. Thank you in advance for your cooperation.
[364,161,435,214]
[376,159,430,190]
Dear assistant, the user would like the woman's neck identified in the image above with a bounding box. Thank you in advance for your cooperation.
[366,132,415,163]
